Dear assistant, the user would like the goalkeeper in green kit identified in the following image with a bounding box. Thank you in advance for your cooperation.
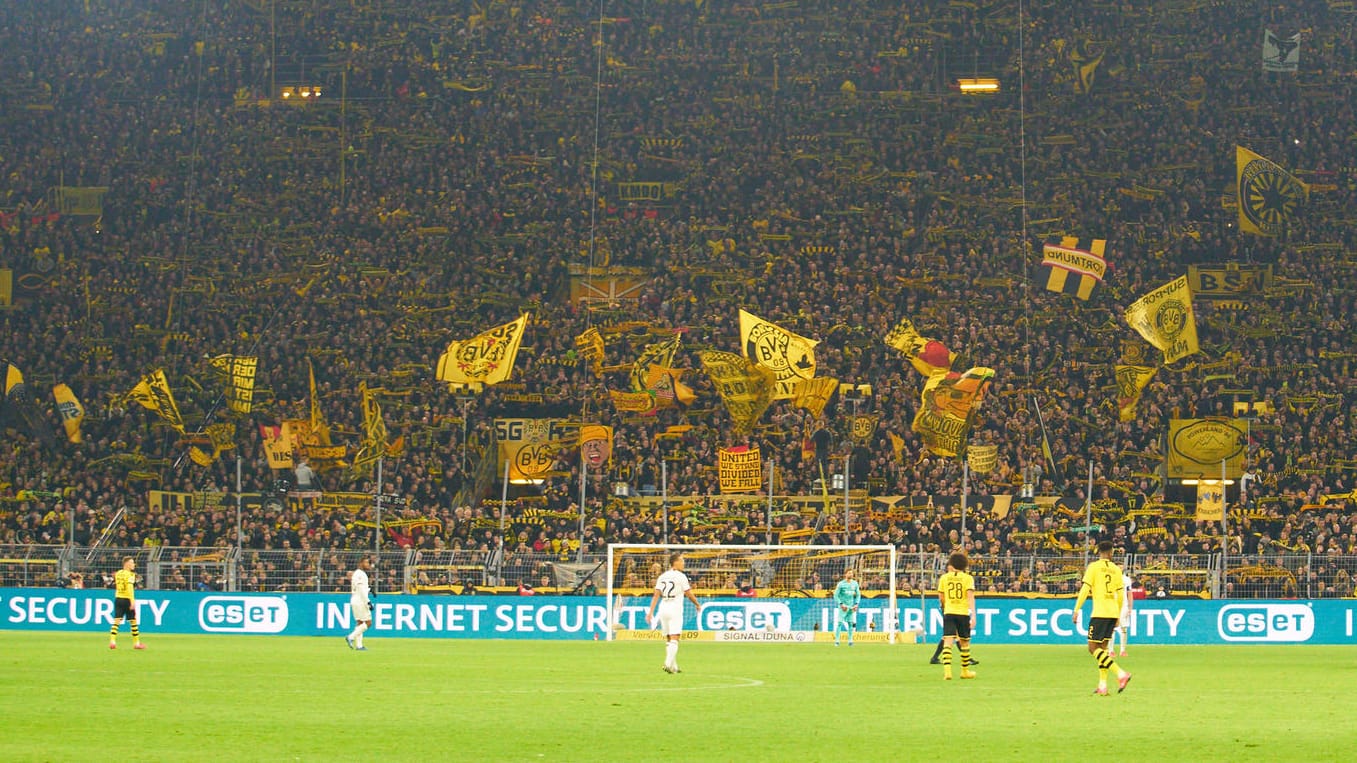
[832,567,861,646]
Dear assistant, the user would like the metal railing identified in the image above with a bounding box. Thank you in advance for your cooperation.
[7,545,1352,598]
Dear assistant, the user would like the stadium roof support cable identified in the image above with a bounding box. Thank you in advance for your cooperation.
[1018,0,1031,379]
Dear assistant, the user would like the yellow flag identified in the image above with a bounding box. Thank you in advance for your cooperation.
[436,313,529,388]
[792,376,838,418]
[351,382,389,477]
[1195,482,1225,522]
[883,317,955,377]
[698,350,777,434]
[888,432,906,463]
[125,369,186,433]
[1167,418,1247,480]
[644,365,695,408]
[1236,145,1308,236]
[738,309,818,399]
[1114,365,1158,422]
[53,384,85,443]
[1123,275,1199,364]
[260,424,294,469]
[608,389,657,413]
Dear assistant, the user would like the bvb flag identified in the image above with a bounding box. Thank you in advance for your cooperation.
[792,376,838,419]
[1124,275,1199,364]
[1236,146,1307,237]
[1040,238,1107,300]
[738,309,818,399]
[717,445,762,493]
[884,317,955,377]
[52,384,86,443]
[260,424,294,469]
[125,369,186,433]
[698,351,777,434]
[436,313,529,389]
[351,382,389,478]
[574,327,606,376]
[3,362,25,400]
[1196,482,1225,523]
[967,444,999,474]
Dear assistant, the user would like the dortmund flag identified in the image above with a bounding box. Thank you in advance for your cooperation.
[738,309,818,400]
[1124,275,1199,364]
[53,384,86,443]
[1236,145,1307,237]
[967,444,999,474]
[698,350,777,434]
[644,365,696,408]
[260,424,294,469]
[307,358,332,445]
[207,354,257,413]
[1040,238,1107,300]
[884,317,955,377]
[629,335,681,393]
[1114,364,1158,422]
[436,313,529,388]
[125,369,186,433]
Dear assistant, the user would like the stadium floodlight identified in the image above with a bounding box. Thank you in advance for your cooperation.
[605,543,899,643]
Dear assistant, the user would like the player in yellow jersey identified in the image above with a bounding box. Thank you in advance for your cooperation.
[936,552,976,680]
[110,556,146,650]
[1073,541,1130,695]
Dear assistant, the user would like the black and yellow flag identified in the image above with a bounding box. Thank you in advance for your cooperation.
[629,335,681,393]
[739,309,819,400]
[188,422,238,467]
[698,350,777,434]
[967,444,999,474]
[884,317,955,377]
[53,384,86,444]
[1114,364,1157,422]
[574,327,606,376]
[307,358,332,445]
[1236,145,1308,236]
[1167,418,1246,480]
[125,369,186,434]
[351,382,389,478]
[1070,38,1106,95]
[717,445,763,493]
[1040,238,1107,300]
[207,354,257,414]
[436,313,530,389]
[1124,275,1199,364]
[3,362,24,400]
[1195,482,1225,523]
[912,367,995,458]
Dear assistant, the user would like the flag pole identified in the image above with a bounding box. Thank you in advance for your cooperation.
[960,460,969,548]
[1221,457,1228,597]
[577,455,588,563]
[1083,460,1093,568]
[661,459,669,544]
[766,457,774,546]
[498,456,510,535]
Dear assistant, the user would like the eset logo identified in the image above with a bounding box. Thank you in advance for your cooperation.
[698,602,792,632]
[1217,603,1314,642]
[198,596,290,633]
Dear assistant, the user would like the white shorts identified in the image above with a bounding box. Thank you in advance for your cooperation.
[1118,609,1131,628]
[352,601,371,621]
[656,608,684,636]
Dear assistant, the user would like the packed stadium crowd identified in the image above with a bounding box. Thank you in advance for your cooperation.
[2,0,1356,595]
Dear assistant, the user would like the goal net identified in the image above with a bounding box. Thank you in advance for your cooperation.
[605,544,898,642]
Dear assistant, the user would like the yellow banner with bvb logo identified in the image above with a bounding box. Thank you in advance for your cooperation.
[739,309,818,399]
[436,313,529,388]
[125,369,186,434]
[718,445,762,493]
[52,384,85,443]
[1124,276,1199,364]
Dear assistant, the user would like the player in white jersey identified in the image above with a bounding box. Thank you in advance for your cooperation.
[1113,572,1134,657]
[346,557,373,651]
[646,552,703,674]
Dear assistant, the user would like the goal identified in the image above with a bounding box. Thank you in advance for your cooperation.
[605,544,899,642]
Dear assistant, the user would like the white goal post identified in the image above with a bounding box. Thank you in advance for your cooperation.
[605,543,898,643]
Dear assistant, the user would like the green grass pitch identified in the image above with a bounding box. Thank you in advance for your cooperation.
[1,633,1354,761]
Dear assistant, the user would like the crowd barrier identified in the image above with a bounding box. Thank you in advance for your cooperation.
[0,588,1352,644]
